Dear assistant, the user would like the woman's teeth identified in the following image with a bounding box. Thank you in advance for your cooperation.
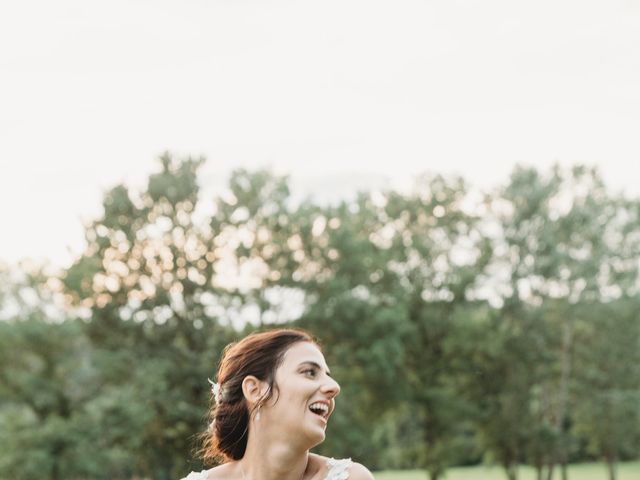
[309,402,329,417]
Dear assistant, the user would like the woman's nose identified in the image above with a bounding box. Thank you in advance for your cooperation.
[322,376,341,398]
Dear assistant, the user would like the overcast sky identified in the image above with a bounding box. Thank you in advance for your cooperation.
[1,0,639,267]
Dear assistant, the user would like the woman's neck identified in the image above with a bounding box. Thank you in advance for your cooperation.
[239,428,311,480]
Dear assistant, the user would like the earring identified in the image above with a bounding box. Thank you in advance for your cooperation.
[255,406,261,421]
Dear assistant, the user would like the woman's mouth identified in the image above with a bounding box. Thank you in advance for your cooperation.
[308,401,330,419]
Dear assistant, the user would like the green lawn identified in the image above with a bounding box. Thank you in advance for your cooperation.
[374,461,640,480]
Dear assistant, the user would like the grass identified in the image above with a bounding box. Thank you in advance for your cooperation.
[374,461,640,480]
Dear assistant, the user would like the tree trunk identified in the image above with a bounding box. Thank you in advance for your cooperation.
[504,462,518,480]
[550,310,573,480]
[606,457,617,480]
[560,459,568,480]
[537,305,574,480]
[545,463,554,480]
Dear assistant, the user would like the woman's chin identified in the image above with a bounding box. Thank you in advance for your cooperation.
[302,419,327,446]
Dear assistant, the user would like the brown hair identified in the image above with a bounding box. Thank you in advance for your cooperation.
[199,328,319,464]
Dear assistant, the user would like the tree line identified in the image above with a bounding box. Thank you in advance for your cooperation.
[1,154,639,480]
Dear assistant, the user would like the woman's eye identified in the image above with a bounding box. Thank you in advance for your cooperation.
[303,369,317,377]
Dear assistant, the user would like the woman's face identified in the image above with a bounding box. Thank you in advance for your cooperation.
[261,341,340,446]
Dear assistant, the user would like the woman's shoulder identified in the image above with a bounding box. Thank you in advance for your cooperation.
[310,453,374,480]
[345,462,375,480]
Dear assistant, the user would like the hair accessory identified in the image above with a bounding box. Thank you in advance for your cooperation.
[208,378,223,403]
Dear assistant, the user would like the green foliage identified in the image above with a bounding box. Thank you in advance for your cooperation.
[572,299,640,464]
[0,318,101,479]
[60,155,241,478]
[1,156,639,480]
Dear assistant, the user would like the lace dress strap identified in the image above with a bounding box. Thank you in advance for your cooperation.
[325,457,352,480]
[180,469,208,480]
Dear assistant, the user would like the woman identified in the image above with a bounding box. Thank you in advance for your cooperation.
[181,329,374,480]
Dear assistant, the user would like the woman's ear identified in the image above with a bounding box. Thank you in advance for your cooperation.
[242,375,267,404]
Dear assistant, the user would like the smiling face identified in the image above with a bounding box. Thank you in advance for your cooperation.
[261,341,340,447]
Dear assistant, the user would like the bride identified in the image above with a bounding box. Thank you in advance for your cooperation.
[181,329,374,480]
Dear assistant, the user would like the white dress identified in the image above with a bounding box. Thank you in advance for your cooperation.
[181,457,352,480]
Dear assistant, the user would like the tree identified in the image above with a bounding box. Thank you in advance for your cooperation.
[572,299,640,480]
[453,302,554,480]
[63,154,238,479]
[297,175,492,479]
[0,316,105,479]
[491,165,637,480]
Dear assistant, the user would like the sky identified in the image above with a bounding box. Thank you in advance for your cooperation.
[1,0,639,267]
